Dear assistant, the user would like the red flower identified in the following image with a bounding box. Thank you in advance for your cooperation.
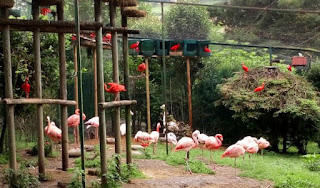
[71,36,77,41]
[90,33,96,38]
[138,63,146,72]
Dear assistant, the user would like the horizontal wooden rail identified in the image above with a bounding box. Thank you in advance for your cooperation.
[99,100,137,109]
[0,19,140,34]
[2,98,76,106]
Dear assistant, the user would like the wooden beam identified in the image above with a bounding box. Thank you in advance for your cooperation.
[94,0,107,185]
[57,2,69,171]
[186,58,193,129]
[0,18,140,34]
[99,100,137,109]
[1,7,17,171]
[32,0,45,179]
[145,58,151,133]
[2,98,77,105]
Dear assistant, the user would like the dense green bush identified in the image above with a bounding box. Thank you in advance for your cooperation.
[3,166,40,188]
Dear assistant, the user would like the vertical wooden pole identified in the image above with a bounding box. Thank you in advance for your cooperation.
[269,47,273,66]
[94,0,107,185]
[73,46,79,144]
[32,0,45,179]
[109,0,121,171]
[161,2,168,155]
[2,7,16,171]
[121,11,132,164]
[74,0,86,186]
[57,2,69,171]
[93,49,98,139]
[145,58,151,133]
[186,58,193,129]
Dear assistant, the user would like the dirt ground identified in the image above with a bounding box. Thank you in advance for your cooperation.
[0,139,274,188]
[122,159,273,188]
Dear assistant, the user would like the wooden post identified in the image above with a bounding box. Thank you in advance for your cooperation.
[73,46,79,144]
[121,11,132,164]
[94,0,107,186]
[32,1,45,179]
[186,58,193,129]
[109,0,121,172]
[1,7,16,171]
[145,58,151,133]
[93,49,98,139]
[57,2,69,171]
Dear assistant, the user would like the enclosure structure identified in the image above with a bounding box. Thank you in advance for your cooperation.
[0,0,140,186]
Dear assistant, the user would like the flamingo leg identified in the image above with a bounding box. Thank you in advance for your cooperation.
[185,151,192,174]
[153,144,155,154]
[234,158,237,178]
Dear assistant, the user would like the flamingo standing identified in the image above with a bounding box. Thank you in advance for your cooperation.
[120,111,134,141]
[204,134,223,161]
[254,83,265,93]
[21,77,30,99]
[204,46,211,53]
[149,123,161,154]
[45,116,62,142]
[257,137,270,155]
[104,82,126,101]
[134,131,151,152]
[67,109,86,144]
[170,43,181,52]
[197,133,209,156]
[137,63,146,75]
[236,136,258,163]
[174,130,200,174]
[221,144,246,177]
[85,116,99,140]
[166,132,177,150]
[242,62,249,72]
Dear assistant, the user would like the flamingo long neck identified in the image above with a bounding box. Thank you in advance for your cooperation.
[156,125,160,133]
[163,110,166,126]
[192,135,199,147]
[215,136,222,146]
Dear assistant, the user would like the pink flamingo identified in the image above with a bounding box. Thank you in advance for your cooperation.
[134,131,151,152]
[67,109,86,144]
[221,144,246,177]
[149,123,161,154]
[204,134,223,161]
[85,116,99,140]
[257,137,270,155]
[45,116,62,142]
[166,132,177,150]
[236,136,258,163]
[174,130,200,174]
[198,133,209,156]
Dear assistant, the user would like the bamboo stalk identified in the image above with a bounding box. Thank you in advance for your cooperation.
[57,2,69,171]
[93,49,99,139]
[99,100,137,109]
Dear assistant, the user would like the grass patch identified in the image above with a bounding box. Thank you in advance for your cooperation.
[133,143,320,187]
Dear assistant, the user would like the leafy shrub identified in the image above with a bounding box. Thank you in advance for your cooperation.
[276,177,318,188]
[67,168,84,188]
[3,166,40,188]
[30,142,52,157]
[302,154,320,172]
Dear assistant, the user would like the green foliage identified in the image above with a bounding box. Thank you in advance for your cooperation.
[75,155,145,188]
[209,0,320,47]
[3,166,40,188]
[302,154,320,172]
[306,59,320,89]
[30,142,52,157]
[165,0,213,39]
[68,168,84,188]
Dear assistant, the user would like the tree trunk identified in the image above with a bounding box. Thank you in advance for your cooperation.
[282,135,287,153]
[0,120,6,154]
